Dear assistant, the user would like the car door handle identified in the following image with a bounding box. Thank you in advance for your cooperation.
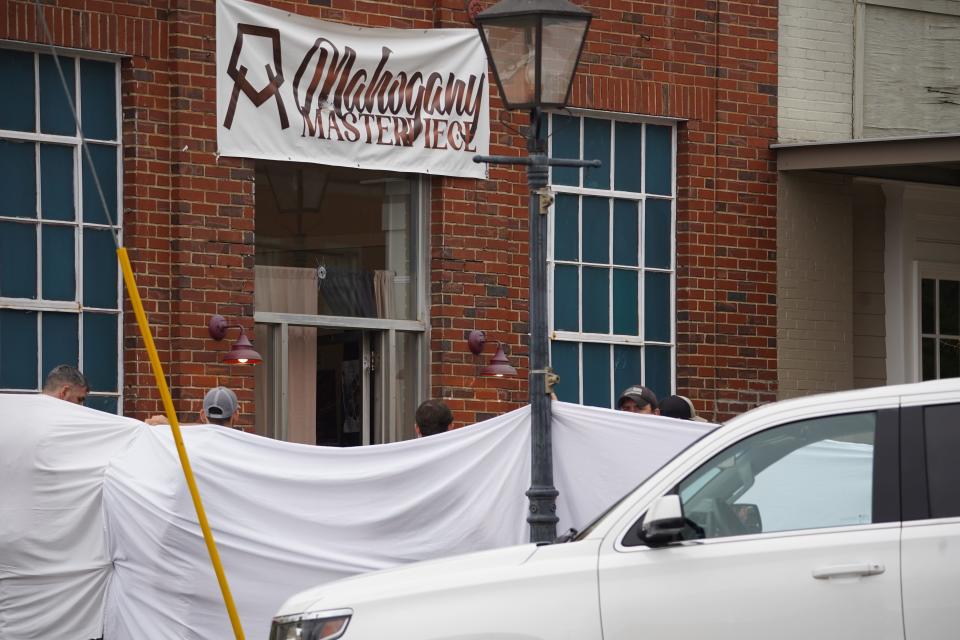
[812,563,885,579]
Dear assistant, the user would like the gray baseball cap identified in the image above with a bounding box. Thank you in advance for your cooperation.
[203,386,238,420]
[617,385,658,409]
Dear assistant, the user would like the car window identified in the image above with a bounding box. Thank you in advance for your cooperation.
[924,403,960,518]
[675,412,876,540]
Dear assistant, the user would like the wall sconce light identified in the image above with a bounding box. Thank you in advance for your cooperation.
[208,315,263,365]
[468,329,517,377]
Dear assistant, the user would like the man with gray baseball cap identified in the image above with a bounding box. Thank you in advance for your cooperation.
[201,386,239,427]
[616,385,659,414]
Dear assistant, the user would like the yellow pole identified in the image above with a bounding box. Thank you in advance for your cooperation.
[117,247,246,640]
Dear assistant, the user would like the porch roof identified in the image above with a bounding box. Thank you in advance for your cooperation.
[772,133,960,186]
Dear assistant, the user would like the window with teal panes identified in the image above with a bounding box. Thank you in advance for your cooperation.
[84,229,118,309]
[554,194,578,261]
[548,112,675,408]
[0,140,37,218]
[552,114,580,186]
[0,221,37,299]
[0,49,35,132]
[0,48,121,411]
[83,313,118,393]
[41,144,75,221]
[551,341,579,402]
[82,143,117,224]
[0,310,38,389]
[583,118,610,189]
[42,225,76,301]
[81,59,117,141]
[39,54,76,136]
[41,312,79,376]
[581,196,608,264]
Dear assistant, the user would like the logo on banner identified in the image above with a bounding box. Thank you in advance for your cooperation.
[222,25,485,153]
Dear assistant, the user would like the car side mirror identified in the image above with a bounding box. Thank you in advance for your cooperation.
[732,503,762,534]
[640,494,686,548]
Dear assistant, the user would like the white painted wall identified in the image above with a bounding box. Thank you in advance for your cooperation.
[778,173,855,399]
[862,5,960,136]
[779,0,855,142]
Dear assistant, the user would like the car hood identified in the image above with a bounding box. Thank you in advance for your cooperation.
[276,543,541,616]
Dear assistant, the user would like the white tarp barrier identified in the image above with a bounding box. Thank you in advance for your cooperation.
[216,0,490,178]
[0,394,712,639]
[0,395,143,640]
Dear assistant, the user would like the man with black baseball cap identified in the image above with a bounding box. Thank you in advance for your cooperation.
[658,394,708,422]
[617,385,659,414]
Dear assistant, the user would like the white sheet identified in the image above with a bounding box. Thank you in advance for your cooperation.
[0,394,712,639]
[0,395,143,639]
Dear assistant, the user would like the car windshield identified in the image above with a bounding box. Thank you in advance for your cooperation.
[570,423,719,541]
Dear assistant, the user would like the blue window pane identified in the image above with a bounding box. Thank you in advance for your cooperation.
[582,197,608,264]
[0,140,36,218]
[83,312,117,392]
[83,229,118,309]
[582,267,609,333]
[645,125,672,196]
[0,49,35,132]
[583,118,610,189]
[645,345,671,401]
[551,340,579,403]
[81,59,117,141]
[41,144,75,221]
[615,122,642,192]
[0,222,37,299]
[554,194,578,262]
[42,312,79,378]
[554,265,579,331]
[644,272,671,342]
[0,309,38,390]
[582,342,611,408]
[82,144,117,224]
[613,344,642,401]
[39,55,76,136]
[42,225,76,301]
[85,395,118,414]
[644,198,672,269]
[551,114,580,186]
[613,199,638,266]
[613,269,638,335]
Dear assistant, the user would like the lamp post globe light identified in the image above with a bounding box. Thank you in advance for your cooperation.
[474,0,595,543]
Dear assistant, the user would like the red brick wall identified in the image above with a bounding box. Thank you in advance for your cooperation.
[2,0,777,427]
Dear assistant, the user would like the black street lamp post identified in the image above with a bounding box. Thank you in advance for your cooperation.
[473,0,597,544]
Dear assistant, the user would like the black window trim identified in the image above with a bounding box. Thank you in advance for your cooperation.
[900,404,929,522]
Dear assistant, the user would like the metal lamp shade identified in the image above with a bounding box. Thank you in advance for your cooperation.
[476,0,591,110]
[223,332,263,365]
[481,344,518,377]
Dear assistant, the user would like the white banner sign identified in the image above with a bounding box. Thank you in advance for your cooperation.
[216,0,489,178]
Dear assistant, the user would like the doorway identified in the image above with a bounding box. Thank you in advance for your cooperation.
[251,161,428,446]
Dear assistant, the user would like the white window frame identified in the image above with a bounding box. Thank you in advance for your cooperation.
[546,109,678,407]
[918,261,960,380]
[0,46,123,411]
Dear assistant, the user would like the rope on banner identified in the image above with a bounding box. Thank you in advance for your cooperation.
[34,3,246,638]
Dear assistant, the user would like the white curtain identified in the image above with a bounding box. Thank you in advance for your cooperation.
[374,269,396,318]
[254,265,319,444]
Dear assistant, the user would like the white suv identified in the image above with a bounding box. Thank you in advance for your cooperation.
[271,379,960,639]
